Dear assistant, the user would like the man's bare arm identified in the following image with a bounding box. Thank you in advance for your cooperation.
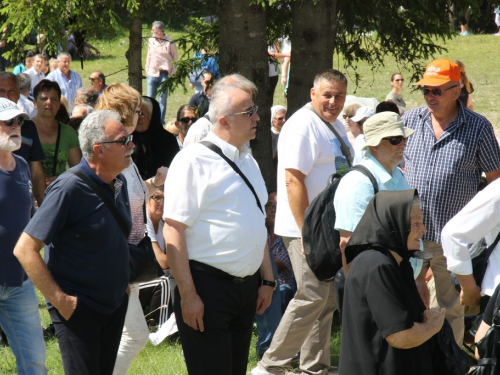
[486,167,500,184]
[339,229,353,276]
[256,242,274,314]
[285,168,308,235]
[13,232,77,320]
[164,218,204,331]
[29,160,46,206]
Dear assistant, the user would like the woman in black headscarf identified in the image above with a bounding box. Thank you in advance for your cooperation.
[339,190,445,375]
[132,96,180,179]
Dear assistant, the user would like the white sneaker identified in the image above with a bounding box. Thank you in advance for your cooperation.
[250,367,275,375]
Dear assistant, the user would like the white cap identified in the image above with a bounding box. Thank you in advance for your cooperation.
[350,106,375,123]
[0,98,31,122]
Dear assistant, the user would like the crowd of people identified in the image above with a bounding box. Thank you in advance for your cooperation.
[1,18,500,375]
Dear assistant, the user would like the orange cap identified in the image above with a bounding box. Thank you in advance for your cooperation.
[413,58,461,86]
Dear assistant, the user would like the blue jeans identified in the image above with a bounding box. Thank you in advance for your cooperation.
[147,71,169,125]
[255,261,282,358]
[0,279,47,375]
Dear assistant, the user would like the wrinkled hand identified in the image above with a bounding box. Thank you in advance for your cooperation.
[58,295,78,321]
[256,285,273,315]
[423,306,446,331]
[460,285,481,306]
[416,277,430,308]
[153,167,168,187]
[45,176,57,186]
[181,293,204,331]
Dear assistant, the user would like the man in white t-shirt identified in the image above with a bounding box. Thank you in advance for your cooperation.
[253,69,352,375]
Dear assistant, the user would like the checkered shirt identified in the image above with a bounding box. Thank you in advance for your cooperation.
[403,104,500,244]
[268,234,296,287]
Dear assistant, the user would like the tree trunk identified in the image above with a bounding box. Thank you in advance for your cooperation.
[287,0,337,116]
[218,0,275,190]
[127,9,143,93]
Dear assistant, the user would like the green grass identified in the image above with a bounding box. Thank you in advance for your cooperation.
[2,26,499,374]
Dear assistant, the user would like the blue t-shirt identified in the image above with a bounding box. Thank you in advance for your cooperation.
[24,157,132,314]
[0,155,33,287]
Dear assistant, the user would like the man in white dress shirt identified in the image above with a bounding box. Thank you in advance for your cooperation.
[25,54,46,92]
[163,82,274,375]
[46,52,82,112]
[442,179,500,308]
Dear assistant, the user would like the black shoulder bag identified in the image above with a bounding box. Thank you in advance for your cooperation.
[66,169,162,283]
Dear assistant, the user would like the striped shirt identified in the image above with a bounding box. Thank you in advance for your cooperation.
[403,103,500,244]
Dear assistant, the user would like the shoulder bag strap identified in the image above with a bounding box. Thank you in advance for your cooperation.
[52,123,62,177]
[303,105,353,168]
[484,229,500,267]
[65,169,130,238]
[350,164,379,193]
[200,141,264,214]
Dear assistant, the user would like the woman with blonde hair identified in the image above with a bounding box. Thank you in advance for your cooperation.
[454,60,474,111]
[97,83,167,374]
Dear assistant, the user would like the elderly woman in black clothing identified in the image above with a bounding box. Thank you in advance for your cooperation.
[132,96,179,179]
[339,190,445,375]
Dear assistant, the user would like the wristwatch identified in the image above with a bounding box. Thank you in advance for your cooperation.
[261,280,277,290]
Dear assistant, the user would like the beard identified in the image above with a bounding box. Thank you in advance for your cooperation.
[0,133,22,151]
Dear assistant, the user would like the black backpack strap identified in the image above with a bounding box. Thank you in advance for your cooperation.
[200,141,264,214]
[303,105,353,168]
[66,169,131,238]
[349,164,379,193]
[484,230,500,270]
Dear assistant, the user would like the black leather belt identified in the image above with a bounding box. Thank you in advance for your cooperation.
[189,260,258,284]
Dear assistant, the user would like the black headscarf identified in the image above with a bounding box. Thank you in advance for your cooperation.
[345,189,418,264]
[132,96,180,179]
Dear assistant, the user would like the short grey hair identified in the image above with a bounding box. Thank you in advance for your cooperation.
[209,87,248,130]
[72,104,94,118]
[141,97,153,115]
[79,110,121,158]
[76,87,99,107]
[211,73,257,98]
[0,72,19,87]
[152,21,165,32]
[313,69,348,89]
[33,54,45,61]
[57,52,72,61]
[17,73,31,91]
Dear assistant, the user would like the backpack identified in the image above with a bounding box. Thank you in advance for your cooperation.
[302,165,378,281]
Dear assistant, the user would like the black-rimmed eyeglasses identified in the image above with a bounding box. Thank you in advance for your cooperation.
[97,134,133,147]
[1,116,25,127]
[227,105,258,118]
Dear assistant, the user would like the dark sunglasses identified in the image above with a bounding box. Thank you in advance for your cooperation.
[342,114,351,120]
[1,116,25,127]
[178,117,198,123]
[420,85,458,97]
[97,134,133,147]
[394,79,404,82]
[89,77,99,82]
[227,105,258,118]
[382,136,406,146]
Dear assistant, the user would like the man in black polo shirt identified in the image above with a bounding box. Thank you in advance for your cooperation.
[14,110,134,375]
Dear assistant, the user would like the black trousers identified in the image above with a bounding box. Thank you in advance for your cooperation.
[49,294,128,375]
[174,268,260,375]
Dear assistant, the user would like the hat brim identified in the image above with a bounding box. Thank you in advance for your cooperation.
[361,127,415,150]
[413,77,452,87]
[0,108,31,121]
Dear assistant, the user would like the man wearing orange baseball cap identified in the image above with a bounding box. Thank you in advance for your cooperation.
[402,58,500,346]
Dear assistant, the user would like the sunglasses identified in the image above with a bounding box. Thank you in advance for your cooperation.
[1,116,25,127]
[420,85,458,97]
[89,77,99,82]
[178,117,198,124]
[150,195,164,203]
[394,79,404,82]
[274,117,286,122]
[382,136,406,146]
[97,134,133,147]
[227,105,258,118]
[342,114,351,120]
